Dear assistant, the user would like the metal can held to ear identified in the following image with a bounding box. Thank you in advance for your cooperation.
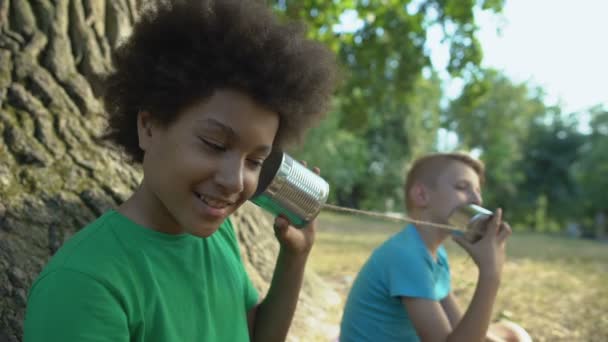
[447,204,494,243]
[250,150,329,228]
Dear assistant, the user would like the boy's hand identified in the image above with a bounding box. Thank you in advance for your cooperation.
[272,162,318,257]
[452,208,512,279]
[273,215,316,256]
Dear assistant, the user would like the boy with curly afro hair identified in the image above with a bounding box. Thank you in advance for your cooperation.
[24,1,338,341]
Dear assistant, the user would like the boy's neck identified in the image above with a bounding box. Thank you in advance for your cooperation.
[118,182,183,235]
[410,212,450,257]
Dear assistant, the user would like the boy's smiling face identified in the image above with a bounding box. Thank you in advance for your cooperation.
[425,161,483,225]
[137,89,278,237]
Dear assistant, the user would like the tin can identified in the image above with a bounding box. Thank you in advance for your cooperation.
[447,204,494,242]
[250,150,329,228]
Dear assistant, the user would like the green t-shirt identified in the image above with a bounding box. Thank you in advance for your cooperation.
[24,210,259,341]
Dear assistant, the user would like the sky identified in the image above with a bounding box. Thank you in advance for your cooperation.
[430,0,608,114]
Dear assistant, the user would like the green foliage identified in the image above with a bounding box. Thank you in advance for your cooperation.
[445,69,547,208]
[572,106,608,233]
[576,107,608,204]
[275,0,504,130]
[447,70,605,232]
[515,112,586,228]
[293,73,443,210]
[290,110,369,207]
[273,1,605,235]
[498,105,607,234]
[271,0,608,235]
[443,69,601,233]
[273,0,504,210]
[523,194,560,233]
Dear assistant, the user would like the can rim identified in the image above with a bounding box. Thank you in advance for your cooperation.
[252,149,285,198]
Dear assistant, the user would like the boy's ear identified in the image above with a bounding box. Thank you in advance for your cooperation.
[409,182,429,208]
[137,111,154,151]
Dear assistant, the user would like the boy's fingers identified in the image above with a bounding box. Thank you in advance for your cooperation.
[497,221,512,242]
[452,234,473,253]
[273,216,289,237]
[312,166,320,175]
[275,216,289,227]
[486,208,502,237]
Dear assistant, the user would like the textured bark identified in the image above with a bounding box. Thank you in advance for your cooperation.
[0,1,336,341]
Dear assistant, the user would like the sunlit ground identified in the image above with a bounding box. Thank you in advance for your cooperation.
[309,211,608,342]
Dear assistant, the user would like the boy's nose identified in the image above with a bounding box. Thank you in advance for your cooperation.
[215,158,245,194]
[470,191,482,206]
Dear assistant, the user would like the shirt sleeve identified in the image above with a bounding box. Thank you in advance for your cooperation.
[243,269,260,310]
[24,269,129,342]
[383,246,436,300]
[221,218,260,310]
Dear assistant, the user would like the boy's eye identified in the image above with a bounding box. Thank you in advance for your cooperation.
[455,183,467,190]
[247,159,264,169]
[200,137,226,151]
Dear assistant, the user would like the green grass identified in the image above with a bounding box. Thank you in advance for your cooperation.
[309,211,608,342]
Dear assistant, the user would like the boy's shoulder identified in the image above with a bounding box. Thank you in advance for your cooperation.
[37,211,131,280]
[374,226,427,260]
[34,212,240,288]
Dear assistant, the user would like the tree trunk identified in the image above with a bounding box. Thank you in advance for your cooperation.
[0,1,336,341]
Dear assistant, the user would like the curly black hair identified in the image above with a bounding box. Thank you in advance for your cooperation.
[103,0,338,162]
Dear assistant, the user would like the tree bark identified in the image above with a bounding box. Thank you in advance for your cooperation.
[0,1,336,341]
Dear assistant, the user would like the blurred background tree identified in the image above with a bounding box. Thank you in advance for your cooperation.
[275,0,607,238]
[274,0,505,211]
[572,107,608,237]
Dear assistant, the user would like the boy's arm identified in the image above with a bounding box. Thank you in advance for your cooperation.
[403,210,510,342]
[248,165,319,341]
[401,296,453,339]
[248,217,313,342]
[440,292,463,328]
[441,290,507,342]
[402,274,500,342]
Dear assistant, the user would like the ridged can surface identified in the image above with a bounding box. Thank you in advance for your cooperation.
[250,151,329,228]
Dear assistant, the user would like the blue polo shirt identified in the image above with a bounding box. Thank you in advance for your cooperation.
[340,224,451,341]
